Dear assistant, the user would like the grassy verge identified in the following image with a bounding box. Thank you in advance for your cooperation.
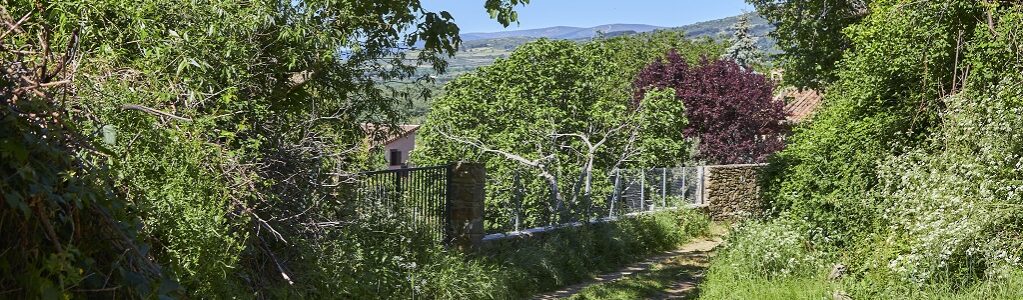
[276,208,710,299]
[487,208,711,298]
[700,275,832,300]
[700,269,1023,300]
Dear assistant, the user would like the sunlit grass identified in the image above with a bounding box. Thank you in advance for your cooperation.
[568,259,706,300]
[699,275,833,300]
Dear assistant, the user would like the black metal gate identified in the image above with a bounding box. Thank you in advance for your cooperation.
[355,165,450,242]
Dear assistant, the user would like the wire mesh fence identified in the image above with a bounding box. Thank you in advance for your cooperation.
[352,165,449,242]
[349,164,708,239]
[485,166,706,235]
[609,166,705,216]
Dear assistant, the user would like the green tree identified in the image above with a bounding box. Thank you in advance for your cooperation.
[721,14,763,70]
[414,32,721,232]
[634,88,690,165]
[1,0,525,297]
[747,0,869,88]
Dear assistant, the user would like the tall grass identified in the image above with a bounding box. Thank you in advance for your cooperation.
[701,267,1023,300]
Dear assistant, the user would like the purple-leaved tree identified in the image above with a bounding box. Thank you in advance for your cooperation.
[633,50,786,164]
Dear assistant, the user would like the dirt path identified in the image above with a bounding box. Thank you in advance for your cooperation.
[531,229,725,300]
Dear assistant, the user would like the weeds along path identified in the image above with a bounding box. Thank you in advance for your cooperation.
[532,224,727,300]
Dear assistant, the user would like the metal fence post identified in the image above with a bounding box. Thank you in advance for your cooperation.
[610,169,619,218]
[394,168,403,209]
[639,169,645,211]
[697,166,705,205]
[661,168,667,208]
[444,166,452,242]
[513,171,521,232]
[681,167,687,204]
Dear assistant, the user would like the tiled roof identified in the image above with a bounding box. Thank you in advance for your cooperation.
[362,124,420,147]
[776,88,822,123]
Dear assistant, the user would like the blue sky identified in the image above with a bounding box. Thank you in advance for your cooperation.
[421,1,754,33]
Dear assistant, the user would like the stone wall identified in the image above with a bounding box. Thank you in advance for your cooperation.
[702,164,766,221]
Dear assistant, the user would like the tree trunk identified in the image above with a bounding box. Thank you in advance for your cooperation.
[582,156,594,219]
[542,172,563,225]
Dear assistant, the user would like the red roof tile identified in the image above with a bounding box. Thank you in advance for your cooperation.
[776,88,822,123]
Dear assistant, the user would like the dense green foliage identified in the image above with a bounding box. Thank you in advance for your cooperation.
[763,0,993,247]
[748,0,867,88]
[702,1,1023,298]
[0,0,530,297]
[415,32,723,233]
[701,222,1023,300]
[278,211,509,299]
[700,221,834,300]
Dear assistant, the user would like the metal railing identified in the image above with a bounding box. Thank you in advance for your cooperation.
[354,165,449,242]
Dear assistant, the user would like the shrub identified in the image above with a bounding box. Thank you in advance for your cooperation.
[758,0,987,247]
[285,213,510,299]
[708,220,822,280]
[724,2,1023,297]
[699,219,832,300]
[876,82,1023,287]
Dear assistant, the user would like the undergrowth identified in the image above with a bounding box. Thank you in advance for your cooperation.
[269,212,509,299]
[700,221,1023,300]
[255,208,709,299]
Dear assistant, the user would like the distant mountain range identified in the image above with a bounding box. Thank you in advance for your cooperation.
[461,24,665,41]
[678,14,771,40]
[458,13,775,53]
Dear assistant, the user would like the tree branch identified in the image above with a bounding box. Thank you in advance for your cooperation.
[121,104,193,122]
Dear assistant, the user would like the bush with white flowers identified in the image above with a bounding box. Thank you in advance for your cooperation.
[879,83,1023,285]
[710,220,823,280]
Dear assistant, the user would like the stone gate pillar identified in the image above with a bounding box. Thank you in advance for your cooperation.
[446,162,485,251]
